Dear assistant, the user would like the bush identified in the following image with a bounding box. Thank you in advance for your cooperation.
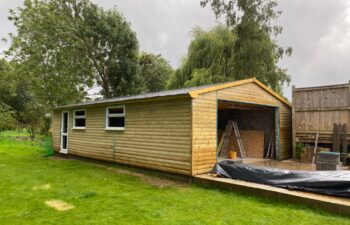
[42,135,54,157]
[0,103,17,132]
[295,143,305,159]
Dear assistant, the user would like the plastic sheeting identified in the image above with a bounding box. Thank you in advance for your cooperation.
[216,160,350,198]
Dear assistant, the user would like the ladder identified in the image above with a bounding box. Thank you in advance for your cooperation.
[218,121,233,157]
[218,120,246,158]
[232,121,246,158]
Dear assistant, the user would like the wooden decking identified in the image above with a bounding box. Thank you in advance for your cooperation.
[193,174,350,216]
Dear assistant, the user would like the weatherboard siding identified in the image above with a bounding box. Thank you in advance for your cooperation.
[191,82,292,175]
[52,98,193,175]
[191,92,218,175]
[52,80,292,176]
[52,110,61,150]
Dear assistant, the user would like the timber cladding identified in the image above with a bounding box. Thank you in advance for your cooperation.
[52,78,292,176]
[191,82,292,175]
[52,98,193,175]
[292,81,350,149]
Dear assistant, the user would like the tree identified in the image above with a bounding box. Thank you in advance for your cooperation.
[166,25,236,89]
[0,103,17,132]
[19,100,45,141]
[139,52,173,92]
[7,0,140,100]
[201,0,292,93]
[0,59,44,138]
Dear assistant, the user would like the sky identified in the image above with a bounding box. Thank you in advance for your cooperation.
[1,0,350,99]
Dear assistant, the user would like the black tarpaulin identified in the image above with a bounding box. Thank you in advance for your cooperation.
[216,160,350,198]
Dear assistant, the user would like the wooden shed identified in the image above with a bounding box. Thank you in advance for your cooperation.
[52,78,292,176]
[292,81,350,154]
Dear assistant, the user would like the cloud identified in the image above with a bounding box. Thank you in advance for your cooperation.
[277,0,350,98]
[93,0,219,67]
[1,0,350,100]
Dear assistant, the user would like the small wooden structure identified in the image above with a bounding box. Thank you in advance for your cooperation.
[292,81,350,156]
[52,78,292,176]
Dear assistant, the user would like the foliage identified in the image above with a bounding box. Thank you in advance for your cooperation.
[200,0,292,93]
[0,59,46,139]
[7,0,140,99]
[0,103,17,132]
[0,59,18,132]
[139,52,173,92]
[296,143,310,160]
[167,26,236,89]
[295,143,305,159]
[42,135,54,157]
[0,134,348,224]
[19,100,45,141]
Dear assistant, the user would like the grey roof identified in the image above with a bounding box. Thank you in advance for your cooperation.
[54,83,221,109]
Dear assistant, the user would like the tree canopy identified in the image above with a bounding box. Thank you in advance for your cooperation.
[7,0,140,100]
[167,26,236,89]
[193,0,292,93]
[139,52,173,92]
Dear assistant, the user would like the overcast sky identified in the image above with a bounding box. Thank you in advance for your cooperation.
[1,0,350,99]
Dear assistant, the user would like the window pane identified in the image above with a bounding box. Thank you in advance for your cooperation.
[62,135,67,149]
[108,117,125,128]
[108,107,124,114]
[63,113,68,133]
[75,110,85,116]
[75,118,86,127]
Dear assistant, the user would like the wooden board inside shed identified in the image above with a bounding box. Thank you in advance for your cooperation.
[219,130,265,158]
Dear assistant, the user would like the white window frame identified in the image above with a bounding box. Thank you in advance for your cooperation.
[105,105,125,131]
[73,109,86,129]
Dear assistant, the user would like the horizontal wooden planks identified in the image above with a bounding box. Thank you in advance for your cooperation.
[192,82,292,175]
[51,111,61,151]
[192,92,217,175]
[53,98,193,175]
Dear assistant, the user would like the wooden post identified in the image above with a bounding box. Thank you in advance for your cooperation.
[342,124,348,153]
[291,85,296,158]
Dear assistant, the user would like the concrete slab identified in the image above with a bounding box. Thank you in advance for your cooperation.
[193,174,350,216]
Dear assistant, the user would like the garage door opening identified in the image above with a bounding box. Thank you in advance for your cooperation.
[217,100,279,160]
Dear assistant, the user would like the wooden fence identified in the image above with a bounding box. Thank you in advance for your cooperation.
[292,81,350,155]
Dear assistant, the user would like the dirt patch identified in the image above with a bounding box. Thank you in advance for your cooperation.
[33,184,51,190]
[112,168,183,188]
[45,199,74,211]
[92,164,187,188]
[8,136,31,141]
[49,155,72,161]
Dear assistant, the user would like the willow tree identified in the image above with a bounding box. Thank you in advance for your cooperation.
[167,25,236,89]
[201,0,292,93]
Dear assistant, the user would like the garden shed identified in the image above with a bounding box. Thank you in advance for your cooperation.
[52,78,292,176]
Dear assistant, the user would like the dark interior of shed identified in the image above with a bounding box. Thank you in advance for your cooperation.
[217,100,276,159]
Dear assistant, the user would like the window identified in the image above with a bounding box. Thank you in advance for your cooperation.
[73,109,86,129]
[106,106,125,130]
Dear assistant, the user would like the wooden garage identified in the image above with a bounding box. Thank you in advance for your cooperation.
[52,78,292,176]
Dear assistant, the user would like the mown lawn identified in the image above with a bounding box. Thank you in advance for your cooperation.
[0,132,349,225]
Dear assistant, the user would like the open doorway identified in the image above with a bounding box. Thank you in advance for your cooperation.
[217,100,278,159]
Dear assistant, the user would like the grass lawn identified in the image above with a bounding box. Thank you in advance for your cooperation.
[0,132,349,225]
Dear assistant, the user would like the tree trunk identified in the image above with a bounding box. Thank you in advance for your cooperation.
[101,77,112,98]
[28,126,35,141]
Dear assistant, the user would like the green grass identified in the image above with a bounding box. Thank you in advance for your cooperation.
[0,132,349,225]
